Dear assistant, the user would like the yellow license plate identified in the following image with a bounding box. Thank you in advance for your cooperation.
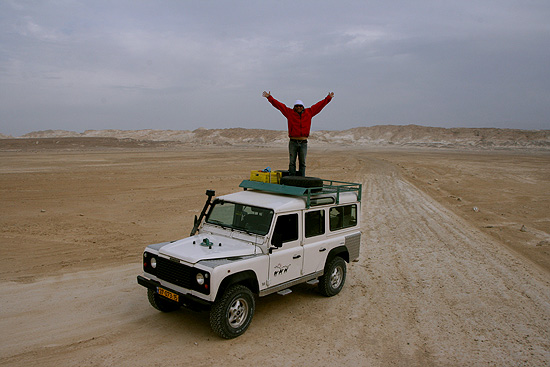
[158,287,179,302]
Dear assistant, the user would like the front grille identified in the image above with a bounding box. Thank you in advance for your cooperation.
[156,257,193,289]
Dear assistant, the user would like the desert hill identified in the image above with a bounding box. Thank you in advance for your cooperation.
[2,125,550,150]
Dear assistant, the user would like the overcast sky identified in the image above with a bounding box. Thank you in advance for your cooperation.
[1,0,549,136]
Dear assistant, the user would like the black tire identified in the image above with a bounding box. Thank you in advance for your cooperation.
[147,288,180,312]
[210,285,255,339]
[318,257,347,297]
[276,169,290,178]
[280,176,323,191]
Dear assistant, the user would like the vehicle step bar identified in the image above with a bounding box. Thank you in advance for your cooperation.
[259,270,323,297]
[277,289,292,296]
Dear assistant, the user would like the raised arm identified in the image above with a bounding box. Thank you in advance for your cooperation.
[263,91,292,116]
[309,92,334,117]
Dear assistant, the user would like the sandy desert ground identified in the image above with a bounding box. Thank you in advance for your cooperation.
[1,139,549,366]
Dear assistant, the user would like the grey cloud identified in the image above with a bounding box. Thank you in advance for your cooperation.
[1,0,549,136]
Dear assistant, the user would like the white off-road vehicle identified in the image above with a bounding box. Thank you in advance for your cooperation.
[137,176,362,338]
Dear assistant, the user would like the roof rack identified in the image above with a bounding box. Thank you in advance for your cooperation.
[239,179,362,208]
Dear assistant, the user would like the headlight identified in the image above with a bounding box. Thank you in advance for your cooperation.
[196,273,205,285]
[150,257,157,269]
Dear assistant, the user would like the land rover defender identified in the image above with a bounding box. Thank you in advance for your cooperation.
[137,177,362,338]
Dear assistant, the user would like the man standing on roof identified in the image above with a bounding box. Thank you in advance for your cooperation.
[262,91,334,176]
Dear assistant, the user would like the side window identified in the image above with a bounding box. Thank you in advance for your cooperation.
[305,210,325,238]
[329,204,357,231]
[271,214,298,245]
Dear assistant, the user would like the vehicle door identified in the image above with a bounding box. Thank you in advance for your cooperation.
[302,208,330,275]
[268,212,303,287]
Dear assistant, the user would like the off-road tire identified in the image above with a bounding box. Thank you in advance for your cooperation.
[147,288,180,312]
[318,256,347,297]
[280,176,323,191]
[210,285,255,339]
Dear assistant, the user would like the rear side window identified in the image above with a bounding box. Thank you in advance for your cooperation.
[329,204,357,231]
[305,210,325,238]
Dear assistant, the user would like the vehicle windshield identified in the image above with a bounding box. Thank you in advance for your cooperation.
[206,201,274,236]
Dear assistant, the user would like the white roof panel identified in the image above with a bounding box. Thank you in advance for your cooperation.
[218,190,358,213]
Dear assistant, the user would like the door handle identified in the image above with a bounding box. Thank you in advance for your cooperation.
[293,254,301,259]
[319,248,327,252]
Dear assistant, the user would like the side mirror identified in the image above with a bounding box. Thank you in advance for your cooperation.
[271,232,283,248]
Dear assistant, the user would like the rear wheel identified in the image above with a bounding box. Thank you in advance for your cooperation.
[147,289,180,312]
[210,285,255,339]
[318,256,346,297]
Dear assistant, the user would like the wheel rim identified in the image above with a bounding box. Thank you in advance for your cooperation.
[330,265,343,289]
[227,297,249,329]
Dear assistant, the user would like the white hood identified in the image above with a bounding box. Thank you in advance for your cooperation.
[158,234,258,264]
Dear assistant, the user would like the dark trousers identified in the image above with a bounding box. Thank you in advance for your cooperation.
[289,139,308,176]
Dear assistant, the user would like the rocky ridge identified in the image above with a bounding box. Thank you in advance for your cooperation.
[2,125,550,150]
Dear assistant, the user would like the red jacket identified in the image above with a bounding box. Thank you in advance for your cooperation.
[267,95,332,138]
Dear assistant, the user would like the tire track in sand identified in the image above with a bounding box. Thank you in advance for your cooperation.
[347,156,550,366]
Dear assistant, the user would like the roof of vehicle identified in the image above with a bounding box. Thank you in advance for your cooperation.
[218,189,359,213]
[237,179,362,209]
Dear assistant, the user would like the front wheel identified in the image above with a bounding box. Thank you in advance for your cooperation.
[210,285,255,339]
[318,256,347,297]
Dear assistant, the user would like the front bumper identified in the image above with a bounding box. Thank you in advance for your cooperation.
[137,275,211,310]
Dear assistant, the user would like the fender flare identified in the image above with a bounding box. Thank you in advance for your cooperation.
[326,245,350,266]
[216,270,259,300]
